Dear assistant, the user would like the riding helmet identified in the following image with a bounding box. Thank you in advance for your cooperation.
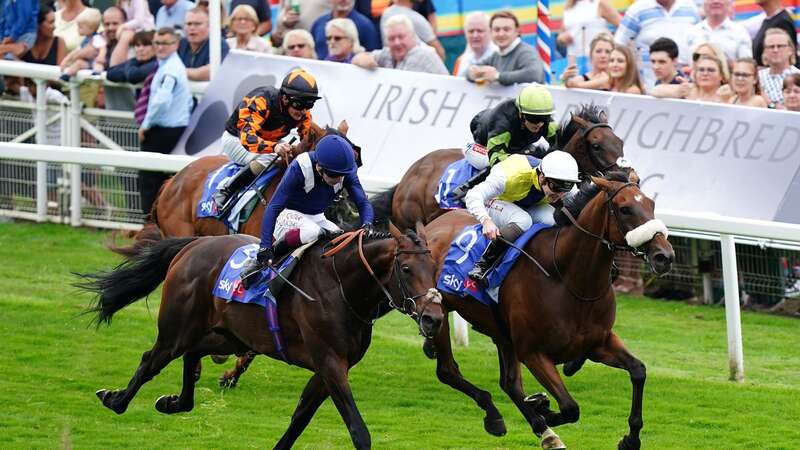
[540,151,580,182]
[280,68,322,100]
[515,84,554,116]
[315,135,355,176]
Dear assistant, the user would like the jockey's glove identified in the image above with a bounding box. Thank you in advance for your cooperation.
[362,223,375,234]
[256,247,274,265]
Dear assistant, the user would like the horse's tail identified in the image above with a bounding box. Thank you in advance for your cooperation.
[107,222,164,259]
[76,237,199,326]
[370,185,396,226]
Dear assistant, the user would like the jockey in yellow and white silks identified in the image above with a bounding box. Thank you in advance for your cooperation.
[464,151,580,285]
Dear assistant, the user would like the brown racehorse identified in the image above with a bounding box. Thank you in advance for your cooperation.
[373,104,628,231]
[421,173,674,449]
[134,121,351,242]
[78,224,444,449]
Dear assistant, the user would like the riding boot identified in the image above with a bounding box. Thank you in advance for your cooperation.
[451,167,489,200]
[468,239,508,287]
[266,239,301,298]
[213,165,257,209]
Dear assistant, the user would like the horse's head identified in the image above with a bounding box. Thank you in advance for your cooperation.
[387,221,444,338]
[559,104,629,180]
[295,120,363,166]
[589,174,674,276]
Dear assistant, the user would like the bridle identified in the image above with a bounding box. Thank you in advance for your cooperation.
[323,230,442,335]
[580,122,619,175]
[554,182,663,302]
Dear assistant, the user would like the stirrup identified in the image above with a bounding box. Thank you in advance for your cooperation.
[240,258,265,289]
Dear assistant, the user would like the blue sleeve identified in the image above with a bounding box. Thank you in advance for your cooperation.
[355,14,381,51]
[105,60,130,82]
[221,38,230,60]
[260,164,302,246]
[345,172,374,225]
[311,18,327,59]
[125,59,157,83]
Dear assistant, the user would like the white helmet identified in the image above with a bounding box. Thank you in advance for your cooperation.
[540,151,580,183]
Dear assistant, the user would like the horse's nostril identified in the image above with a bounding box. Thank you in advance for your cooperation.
[420,313,442,334]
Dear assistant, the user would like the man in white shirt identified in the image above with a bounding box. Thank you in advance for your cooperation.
[352,14,447,75]
[380,0,445,60]
[452,12,497,76]
[687,0,752,61]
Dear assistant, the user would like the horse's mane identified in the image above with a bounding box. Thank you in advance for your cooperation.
[553,171,629,227]
[556,103,608,148]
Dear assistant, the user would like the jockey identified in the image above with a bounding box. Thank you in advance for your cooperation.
[213,68,322,208]
[241,134,374,282]
[455,84,558,198]
[464,150,579,286]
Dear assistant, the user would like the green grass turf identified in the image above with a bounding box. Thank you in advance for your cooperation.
[0,222,798,449]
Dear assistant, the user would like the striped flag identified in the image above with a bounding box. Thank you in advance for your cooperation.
[536,0,553,84]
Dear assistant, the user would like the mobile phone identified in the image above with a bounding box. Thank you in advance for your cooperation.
[290,1,300,14]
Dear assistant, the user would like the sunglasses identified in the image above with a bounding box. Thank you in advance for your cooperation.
[522,114,548,124]
[286,43,307,50]
[321,168,346,178]
[326,35,345,42]
[288,97,316,110]
[546,179,575,193]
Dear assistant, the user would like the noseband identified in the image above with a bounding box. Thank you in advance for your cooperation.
[581,122,618,174]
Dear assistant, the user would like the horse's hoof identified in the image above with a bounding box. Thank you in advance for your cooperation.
[155,395,189,414]
[210,354,230,364]
[541,428,566,449]
[617,435,640,450]
[96,389,126,414]
[219,374,237,389]
[483,416,507,436]
[422,338,437,360]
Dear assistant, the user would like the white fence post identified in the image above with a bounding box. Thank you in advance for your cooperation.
[34,79,48,222]
[720,234,744,382]
[452,312,469,346]
[69,83,82,227]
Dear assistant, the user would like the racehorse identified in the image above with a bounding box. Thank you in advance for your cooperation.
[421,173,674,449]
[372,104,628,231]
[129,121,353,245]
[78,223,444,449]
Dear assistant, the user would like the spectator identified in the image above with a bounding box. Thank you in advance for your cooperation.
[21,6,66,66]
[562,32,614,89]
[178,7,230,81]
[649,37,682,85]
[728,57,767,108]
[118,0,155,34]
[614,0,700,88]
[138,26,192,215]
[155,0,195,31]
[54,0,88,52]
[324,18,363,63]
[94,6,127,74]
[228,0,271,36]
[380,0,444,60]
[687,54,727,102]
[689,41,729,81]
[0,0,39,59]
[686,0,751,62]
[271,0,331,48]
[227,4,271,53]
[352,14,447,74]
[451,12,497,77]
[608,44,644,94]
[758,28,800,108]
[467,11,545,85]
[310,0,379,59]
[282,29,317,58]
[558,0,621,61]
[59,8,105,82]
[751,0,797,69]
[781,74,800,112]
[106,30,157,110]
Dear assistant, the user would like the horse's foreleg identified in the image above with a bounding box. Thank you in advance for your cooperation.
[316,359,370,450]
[434,317,506,437]
[495,342,550,436]
[273,373,329,450]
[589,332,645,450]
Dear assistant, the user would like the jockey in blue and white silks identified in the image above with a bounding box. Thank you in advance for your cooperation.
[464,151,580,285]
[241,134,374,281]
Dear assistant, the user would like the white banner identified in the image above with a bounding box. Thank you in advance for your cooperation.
[174,51,800,223]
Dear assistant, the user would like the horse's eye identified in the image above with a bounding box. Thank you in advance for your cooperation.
[591,143,601,151]
[401,265,411,273]
[620,206,632,216]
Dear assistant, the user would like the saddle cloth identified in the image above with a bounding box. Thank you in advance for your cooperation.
[197,162,282,232]
[434,158,479,210]
[436,223,551,305]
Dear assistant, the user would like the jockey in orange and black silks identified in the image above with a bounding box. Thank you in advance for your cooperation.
[213,68,322,208]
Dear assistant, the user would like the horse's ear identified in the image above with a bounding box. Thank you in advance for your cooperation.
[592,176,612,191]
[572,115,591,129]
[414,220,427,243]
[388,221,402,240]
[337,120,349,135]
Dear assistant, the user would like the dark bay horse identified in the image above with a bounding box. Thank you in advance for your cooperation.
[421,174,674,449]
[373,104,628,231]
[78,224,444,449]
[138,121,351,241]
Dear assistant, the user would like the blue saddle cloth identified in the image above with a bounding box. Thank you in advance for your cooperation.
[435,158,479,210]
[197,162,282,231]
[213,243,297,307]
[436,223,551,305]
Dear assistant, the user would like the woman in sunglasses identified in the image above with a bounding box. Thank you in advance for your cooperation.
[241,134,374,281]
[464,151,580,285]
[214,68,322,208]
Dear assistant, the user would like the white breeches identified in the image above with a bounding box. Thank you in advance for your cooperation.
[221,131,278,168]
[274,209,341,244]
[463,142,489,170]
[485,199,556,231]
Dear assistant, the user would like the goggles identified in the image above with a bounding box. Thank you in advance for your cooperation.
[522,114,549,124]
[546,178,576,193]
[321,168,347,178]
[287,97,316,110]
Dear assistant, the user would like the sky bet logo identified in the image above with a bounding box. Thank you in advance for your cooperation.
[442,273,462,291]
